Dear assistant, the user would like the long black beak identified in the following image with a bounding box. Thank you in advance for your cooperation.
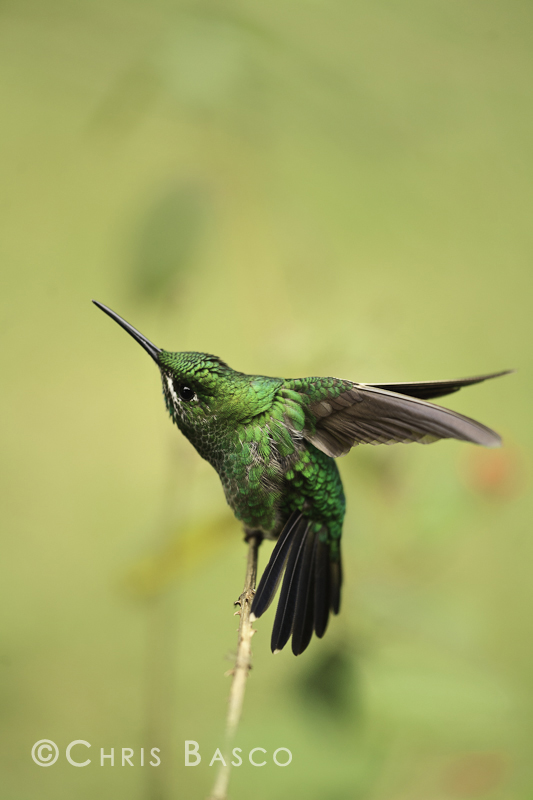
[92,300,161,364]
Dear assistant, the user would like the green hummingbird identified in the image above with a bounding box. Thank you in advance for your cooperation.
[93,300,509,655]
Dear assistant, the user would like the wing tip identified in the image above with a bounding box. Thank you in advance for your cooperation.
[466,425,503,448]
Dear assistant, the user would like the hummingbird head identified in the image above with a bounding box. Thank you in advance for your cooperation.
[157,349,238,430]
[93,301,253,436]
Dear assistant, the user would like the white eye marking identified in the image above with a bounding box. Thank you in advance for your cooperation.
[166,375,180,406]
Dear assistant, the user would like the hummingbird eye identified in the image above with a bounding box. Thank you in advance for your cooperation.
[177,384,195,402]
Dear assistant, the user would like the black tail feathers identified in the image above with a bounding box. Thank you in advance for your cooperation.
[251,513,342,655]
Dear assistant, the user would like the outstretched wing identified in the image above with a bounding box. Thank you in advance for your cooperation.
[369,370,512,401]
[284,372,507,458]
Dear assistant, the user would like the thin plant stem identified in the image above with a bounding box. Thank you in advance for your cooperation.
[208,534,260,800]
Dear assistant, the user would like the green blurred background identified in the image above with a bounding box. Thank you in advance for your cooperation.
[1,1,532,798]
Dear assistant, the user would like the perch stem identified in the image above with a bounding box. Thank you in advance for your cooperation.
[208,533,260,800]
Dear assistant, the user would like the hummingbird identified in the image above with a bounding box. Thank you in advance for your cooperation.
[93,300,509,656]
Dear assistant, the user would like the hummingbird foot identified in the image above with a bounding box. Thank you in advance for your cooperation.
[243,528,264,545]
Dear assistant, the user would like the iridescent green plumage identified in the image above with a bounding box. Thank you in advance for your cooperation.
[157,350,346,544]
[94,301,509,655]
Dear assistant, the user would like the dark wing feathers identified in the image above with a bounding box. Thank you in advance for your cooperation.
[251,517,341,655]
[291,529,317,655]
[314,538,332,638]
[305,381,503,458]
[250,511,302,620]
[329,557,342,615]
[369,370,512,401]
[270,520,309,653]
